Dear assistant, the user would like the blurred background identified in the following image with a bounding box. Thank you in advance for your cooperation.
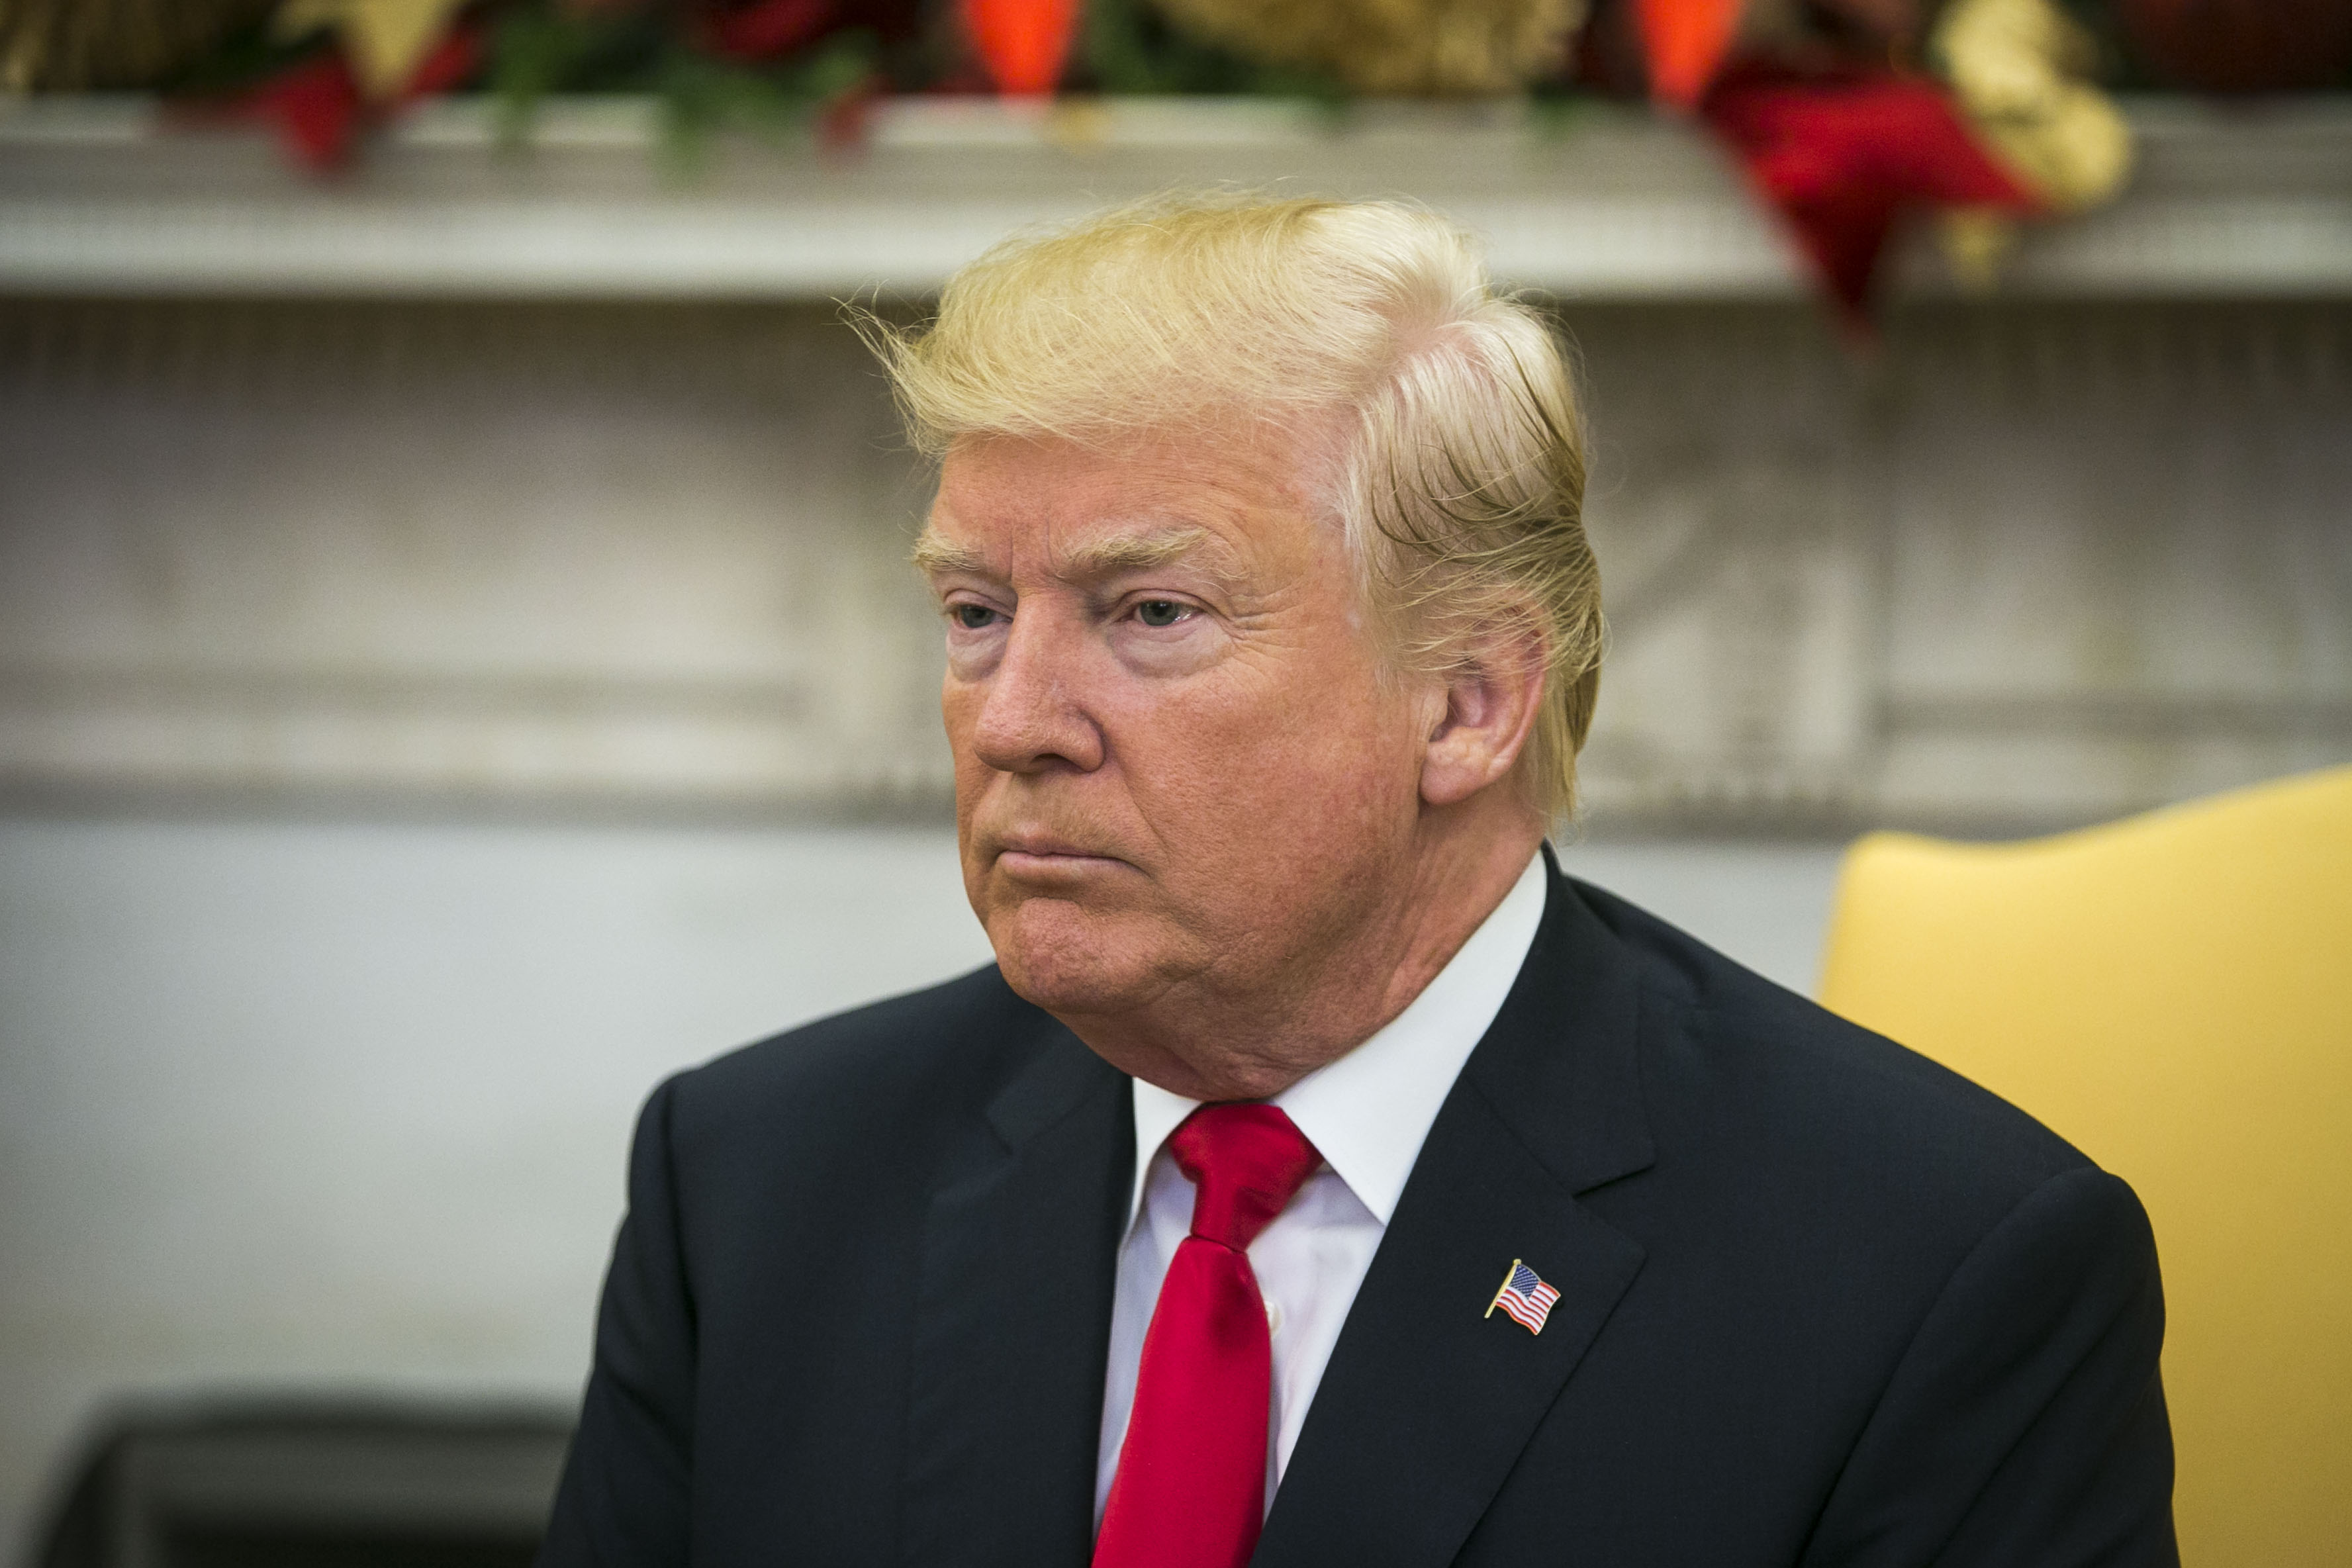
[1,0,2349,1563]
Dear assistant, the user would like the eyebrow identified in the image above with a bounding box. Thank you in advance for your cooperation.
[1064,527,1215,577]
[910,533,988,576]
[911,525,1230,584]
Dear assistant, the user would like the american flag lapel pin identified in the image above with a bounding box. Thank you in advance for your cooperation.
[1485,1258,1562,1336]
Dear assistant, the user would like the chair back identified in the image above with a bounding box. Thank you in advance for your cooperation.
[36,1401,571,1568]
[1818,764,2352,1566]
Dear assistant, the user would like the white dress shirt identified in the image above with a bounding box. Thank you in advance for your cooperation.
[1093,852,1550,1521]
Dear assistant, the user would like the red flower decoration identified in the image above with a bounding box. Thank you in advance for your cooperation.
[210,21,483,171]
[1703,63,2041,328]
[699,0,840,60]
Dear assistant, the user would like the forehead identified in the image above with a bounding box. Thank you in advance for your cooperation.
[921,429,1322,573]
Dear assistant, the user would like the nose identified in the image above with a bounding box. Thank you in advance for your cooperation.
[967,604,1106,776]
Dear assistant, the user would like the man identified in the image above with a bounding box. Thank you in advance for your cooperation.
[540,195,2174,1567]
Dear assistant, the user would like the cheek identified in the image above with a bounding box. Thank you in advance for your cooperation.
[1121,666,1417,872]
[943,690,992,862]
[940,678,976,750]
[941,677,1004,789]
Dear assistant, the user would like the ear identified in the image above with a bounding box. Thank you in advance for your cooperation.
[1419,610,1549,809]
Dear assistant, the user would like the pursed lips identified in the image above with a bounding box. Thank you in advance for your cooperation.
[991,831,1132,873]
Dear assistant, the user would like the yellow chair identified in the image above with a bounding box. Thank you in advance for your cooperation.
[1818,764,2352,1566]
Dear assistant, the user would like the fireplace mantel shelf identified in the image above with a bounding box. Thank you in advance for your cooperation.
[2,94,2348,300]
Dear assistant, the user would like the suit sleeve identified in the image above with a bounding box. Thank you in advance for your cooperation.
[1804,1165,2177,1568]
[540,1074,699,1568]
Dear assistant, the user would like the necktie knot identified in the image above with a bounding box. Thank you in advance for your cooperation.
[1168,1103,1321,1252]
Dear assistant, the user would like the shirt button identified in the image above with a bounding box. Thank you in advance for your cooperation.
[1264,1297,1284,1335]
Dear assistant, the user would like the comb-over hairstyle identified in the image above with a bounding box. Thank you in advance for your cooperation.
[865,193,1604,821]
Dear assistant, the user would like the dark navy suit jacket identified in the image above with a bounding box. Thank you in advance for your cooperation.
[540,857,2177,1566]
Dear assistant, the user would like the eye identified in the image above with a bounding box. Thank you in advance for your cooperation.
[951,603,1000,630]
[1133,599,1188,628]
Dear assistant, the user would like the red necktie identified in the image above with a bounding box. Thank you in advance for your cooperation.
[1094,1103,1323,1568]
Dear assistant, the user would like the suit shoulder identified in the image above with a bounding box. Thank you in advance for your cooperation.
[1571,877,2091,1201]
[659,963,1046,1154]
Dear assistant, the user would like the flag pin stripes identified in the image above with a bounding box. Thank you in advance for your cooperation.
[1485,1258,1561,1335]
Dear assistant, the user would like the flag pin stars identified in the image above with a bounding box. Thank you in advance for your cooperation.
[1485,1258,1561,1336]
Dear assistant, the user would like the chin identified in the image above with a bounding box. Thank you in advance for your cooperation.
[983,896,1174,1019]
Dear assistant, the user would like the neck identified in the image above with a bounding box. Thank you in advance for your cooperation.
[1057,801,1546,1102]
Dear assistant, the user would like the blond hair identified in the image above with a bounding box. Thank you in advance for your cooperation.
[863,193,1603,821]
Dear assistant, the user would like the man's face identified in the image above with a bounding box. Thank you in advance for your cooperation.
[921,428,1433,1033]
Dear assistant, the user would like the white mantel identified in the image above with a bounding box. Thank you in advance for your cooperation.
[3,94,2349,300]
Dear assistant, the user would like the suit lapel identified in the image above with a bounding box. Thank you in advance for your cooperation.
[901,1007,1131,1568]
[1254,861,1656,1568]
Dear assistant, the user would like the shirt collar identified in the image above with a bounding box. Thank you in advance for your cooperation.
[1127,851,1550,1228]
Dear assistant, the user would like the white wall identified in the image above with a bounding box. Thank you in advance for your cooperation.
[0,815,1842,1559]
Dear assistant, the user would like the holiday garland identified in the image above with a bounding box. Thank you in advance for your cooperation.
[3,0,2347,323]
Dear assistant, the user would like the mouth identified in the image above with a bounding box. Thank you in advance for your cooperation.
[990,832,1133,879]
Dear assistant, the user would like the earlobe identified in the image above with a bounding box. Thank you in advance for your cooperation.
[1418,622,1548,809]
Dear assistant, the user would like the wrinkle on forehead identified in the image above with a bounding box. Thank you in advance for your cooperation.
[915,422,1335,592]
